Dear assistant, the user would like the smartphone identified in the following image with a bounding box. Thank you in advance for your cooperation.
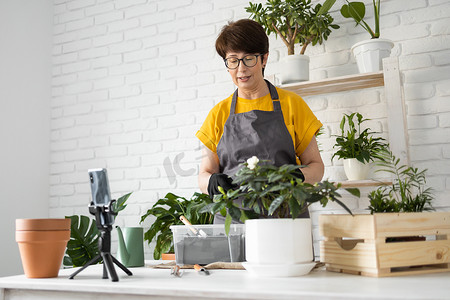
[89,168,112,206]
[88,168,114,226]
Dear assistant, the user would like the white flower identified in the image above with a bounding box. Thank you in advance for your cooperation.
[247,156,259,170]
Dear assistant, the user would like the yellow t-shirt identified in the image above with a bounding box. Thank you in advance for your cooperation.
[196,87,322,160]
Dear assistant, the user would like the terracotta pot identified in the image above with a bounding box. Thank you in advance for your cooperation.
[161,253,175,261]
[16,218,70,278]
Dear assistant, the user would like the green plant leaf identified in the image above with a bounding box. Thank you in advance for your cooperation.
[228,205,242,222]
[345,188,361,198]
[341,2,366,23]
[318,0,336,15]
[64,215,100,267]
[225,213,232,236]
[112,192,132,214]
[268,194,285,215]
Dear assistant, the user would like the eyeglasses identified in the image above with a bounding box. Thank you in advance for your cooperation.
[224,54,263,69]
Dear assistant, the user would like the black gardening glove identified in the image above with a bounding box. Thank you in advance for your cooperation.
[207,173,237,197]
[293,168,305,183]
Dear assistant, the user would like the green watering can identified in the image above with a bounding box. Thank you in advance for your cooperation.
[116,226,145,267]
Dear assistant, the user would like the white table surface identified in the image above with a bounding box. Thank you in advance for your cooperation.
[1,262,450,300]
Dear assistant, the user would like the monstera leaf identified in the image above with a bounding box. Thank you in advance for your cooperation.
[64,192,132,267]
[63,215,100,267]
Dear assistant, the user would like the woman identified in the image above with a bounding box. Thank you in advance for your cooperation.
[196,19,324,222]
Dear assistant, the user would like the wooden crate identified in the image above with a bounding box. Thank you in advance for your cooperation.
[319,212,450,277]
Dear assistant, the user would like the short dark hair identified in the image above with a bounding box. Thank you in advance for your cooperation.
[215,19,269,59]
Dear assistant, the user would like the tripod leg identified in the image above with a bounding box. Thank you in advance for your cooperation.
[102,262,108,279]
[68,255,102,279]
[111,255,133,276]
[103,253,119,282]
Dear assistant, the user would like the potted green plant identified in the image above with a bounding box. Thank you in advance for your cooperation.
[63,192,132,267]
[140,192,213,260]
[319,149,442,277]
[332,112,388,181]
[246,0,339,83]
[340,0,393,73]
[367,148,434,214]
[200,156,359,277]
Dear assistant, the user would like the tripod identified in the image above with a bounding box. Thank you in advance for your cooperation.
[69,201,133,282]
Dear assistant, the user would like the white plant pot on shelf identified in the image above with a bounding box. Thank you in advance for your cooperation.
[343,158,371,181]
[280,54,310,84]
[243,218,315,277]
[352,38,394,73]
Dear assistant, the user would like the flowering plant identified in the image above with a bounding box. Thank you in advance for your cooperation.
[200,156,359,234]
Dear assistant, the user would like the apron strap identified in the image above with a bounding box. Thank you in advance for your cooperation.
[230,80,280,115]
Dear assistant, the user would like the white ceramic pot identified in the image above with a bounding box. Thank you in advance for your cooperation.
[351,38,394,73]
[280,54,310,84]
[343,158,371,181]
[245,218,313,265]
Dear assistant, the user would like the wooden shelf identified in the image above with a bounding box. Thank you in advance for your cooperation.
[280,71,384,97]
[336,179,392,188]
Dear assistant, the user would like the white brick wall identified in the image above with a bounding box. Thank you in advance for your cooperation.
[49,0,450,257]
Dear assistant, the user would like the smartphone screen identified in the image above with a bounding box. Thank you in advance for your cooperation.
[88,168,114,226]
[89,168,112,206]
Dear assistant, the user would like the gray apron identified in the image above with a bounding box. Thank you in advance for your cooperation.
[214,80,309,223]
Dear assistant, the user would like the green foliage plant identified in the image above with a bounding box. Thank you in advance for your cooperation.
[341,0,381,39]
[63,192,132,267]
[332,112,388,164]
[246,0,340,55]
[140,192,214,260]
[368,149,434,214]
[200,157,360,234]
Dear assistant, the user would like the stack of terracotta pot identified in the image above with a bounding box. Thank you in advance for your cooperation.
[15,218,71,278]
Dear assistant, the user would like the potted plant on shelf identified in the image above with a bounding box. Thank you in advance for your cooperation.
[332,112,388,181]
[246,0,339,83]
[319,149,446,277]
[140,192,213,260]
[341,0,394,73]
[200,156,359,277]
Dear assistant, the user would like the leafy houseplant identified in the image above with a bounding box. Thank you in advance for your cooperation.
[246,0,339,83]
[63,192,132,267]
[200,157,360,234]
[340,0,393,73]
[140,192,214,260]
[368,149,434,214]
[246,0,339,55]
[341,0,380,39]
[332,112,388,164]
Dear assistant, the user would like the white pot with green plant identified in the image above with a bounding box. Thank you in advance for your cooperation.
[332,112,388,181]
[201,156,359,277]
[246,0,339,83]
[341,0,393,73]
